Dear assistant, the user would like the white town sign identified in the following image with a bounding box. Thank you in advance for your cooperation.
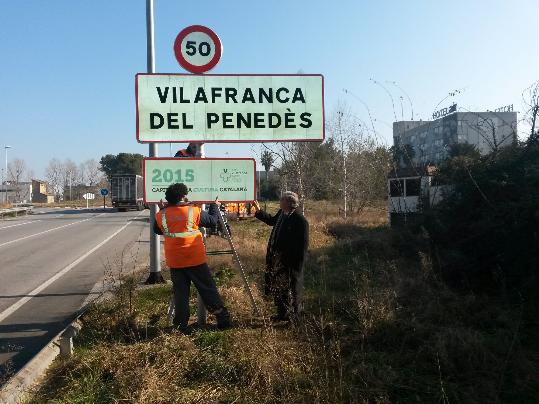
[136,74,324,143]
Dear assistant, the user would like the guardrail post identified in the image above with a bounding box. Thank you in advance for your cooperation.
[59,322,81,357]
[59,334,73,357]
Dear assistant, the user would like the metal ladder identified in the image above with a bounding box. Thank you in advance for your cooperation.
[167,210,260,324]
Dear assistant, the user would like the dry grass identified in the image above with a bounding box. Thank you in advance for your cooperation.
[25,200,539,403]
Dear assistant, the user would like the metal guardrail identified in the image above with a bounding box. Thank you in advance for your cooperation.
[0,207,32,219]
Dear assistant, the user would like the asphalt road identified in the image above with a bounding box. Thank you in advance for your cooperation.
[0,208,151,378]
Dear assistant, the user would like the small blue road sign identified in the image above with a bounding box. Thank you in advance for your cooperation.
[100,188,109,196]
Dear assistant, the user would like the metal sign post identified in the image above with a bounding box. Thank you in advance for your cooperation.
[82,193,95,209]
[100,188,108,210]
[145,0,163,284]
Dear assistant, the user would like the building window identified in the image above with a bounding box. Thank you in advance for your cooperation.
[406,178,421,196]
[389,179,404,197]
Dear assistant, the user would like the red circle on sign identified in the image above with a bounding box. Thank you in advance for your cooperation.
[173,25,222,74]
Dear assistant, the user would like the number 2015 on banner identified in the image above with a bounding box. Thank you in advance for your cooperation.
[152,168,195,183]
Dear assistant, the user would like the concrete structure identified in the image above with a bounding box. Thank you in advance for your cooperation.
[393,110,517,165]
[388,109,516,225]
[387,166,451,225]
[387,109,517,225]
[31,179,55,204]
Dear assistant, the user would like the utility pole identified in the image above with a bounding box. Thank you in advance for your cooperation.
[145,0,164,284]
[4,146,12,204]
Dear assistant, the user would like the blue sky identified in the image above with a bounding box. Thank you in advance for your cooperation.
[0,0,537,178]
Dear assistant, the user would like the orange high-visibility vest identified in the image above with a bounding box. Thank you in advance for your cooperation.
[174,149,191,158]
[156,204,206,269]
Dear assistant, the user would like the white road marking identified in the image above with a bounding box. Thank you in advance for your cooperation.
[0,213,104,249]
[0,217,135,322]
[0,220,41,230]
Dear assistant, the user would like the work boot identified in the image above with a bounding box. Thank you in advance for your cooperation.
[178,325,193,336]
[215,308,232,330]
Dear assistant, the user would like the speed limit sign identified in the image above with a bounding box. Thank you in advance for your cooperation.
[173,25,222,74]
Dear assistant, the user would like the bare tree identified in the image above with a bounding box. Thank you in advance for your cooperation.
[263,142,315,215]
[84,159,103,186]
[62,159,78,201]
[7,158,29,202]
[78,162,87,186]
[347,139,391,212]
[327,101,363,218]
[45,158,64,201]
[522,80,539,145]
[458,108,517,154]
[7,158,27,184]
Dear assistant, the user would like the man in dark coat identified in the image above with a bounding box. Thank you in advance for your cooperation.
[253,192,309,321]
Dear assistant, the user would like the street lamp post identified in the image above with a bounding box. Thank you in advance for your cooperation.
[3,146,12,204]
[144,0,164,284]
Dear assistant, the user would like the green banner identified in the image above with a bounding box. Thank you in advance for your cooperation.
[144,158,256,203]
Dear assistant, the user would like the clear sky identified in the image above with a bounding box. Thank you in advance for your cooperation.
[1,0,537,178]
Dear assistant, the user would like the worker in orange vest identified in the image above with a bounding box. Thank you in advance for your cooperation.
[154,183,231,334]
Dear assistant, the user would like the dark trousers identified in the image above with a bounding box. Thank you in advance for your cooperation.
[266,266,304,318]
[170,263,227,328]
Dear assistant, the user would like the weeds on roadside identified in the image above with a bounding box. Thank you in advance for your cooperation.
[25,204,539,403]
